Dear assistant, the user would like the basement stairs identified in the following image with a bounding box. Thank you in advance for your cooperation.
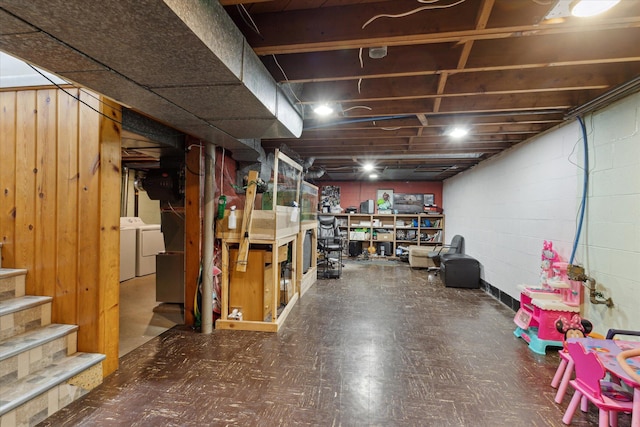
[0,247,105,426]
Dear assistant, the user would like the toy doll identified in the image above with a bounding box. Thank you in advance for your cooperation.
[555,314,593,343]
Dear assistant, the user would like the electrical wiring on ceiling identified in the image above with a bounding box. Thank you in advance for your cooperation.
[357,0,467,107]
[362,0,467,29]
[343,105,372,113]
[271,54,304,105]
[235,4,304,107]
[236,4,262,36]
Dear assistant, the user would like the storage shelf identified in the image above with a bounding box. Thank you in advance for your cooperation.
[325,213,444,257]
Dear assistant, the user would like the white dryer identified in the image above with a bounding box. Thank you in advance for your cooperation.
[120,217,165,277]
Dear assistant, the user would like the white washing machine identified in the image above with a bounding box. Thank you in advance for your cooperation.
[120,217,165,277]
[119,218,137,282]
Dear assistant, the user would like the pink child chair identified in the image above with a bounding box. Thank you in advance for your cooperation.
[562,342,633,427]
[551,316,595,404]
[553,329,640,404]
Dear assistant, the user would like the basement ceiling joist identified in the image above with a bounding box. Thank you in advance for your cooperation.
[222,0,640,181]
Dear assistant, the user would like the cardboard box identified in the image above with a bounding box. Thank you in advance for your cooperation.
[349,231,369,240]
[377,233,393,241]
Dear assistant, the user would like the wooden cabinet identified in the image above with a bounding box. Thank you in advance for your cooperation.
[215,149,305,332]
[329,213,444,257]
[228,249,273,322]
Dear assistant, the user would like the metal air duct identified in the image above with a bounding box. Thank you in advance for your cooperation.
[0,0,303,159]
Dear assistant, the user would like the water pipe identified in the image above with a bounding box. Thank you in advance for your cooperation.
[570,116,589,264]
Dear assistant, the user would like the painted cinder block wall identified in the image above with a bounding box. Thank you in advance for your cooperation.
[443,91,640,334]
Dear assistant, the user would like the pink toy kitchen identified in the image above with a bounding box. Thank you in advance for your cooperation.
[514,241,584,354]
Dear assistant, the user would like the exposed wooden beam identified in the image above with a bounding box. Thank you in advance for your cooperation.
[416,114,429,126]
[251,18,640,55]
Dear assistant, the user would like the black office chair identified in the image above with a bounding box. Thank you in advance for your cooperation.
[427,234,464,273]
[317,215,344,278]
[605,329,640,340]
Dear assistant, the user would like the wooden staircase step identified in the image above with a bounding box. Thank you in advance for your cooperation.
[0,324,77,362]
[0,352,106,419]
[0,268,28,302]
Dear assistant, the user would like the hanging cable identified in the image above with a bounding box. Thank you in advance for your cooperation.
[271,54,304,105]
[570,116,589,264]
[343,105,372,113]
[237,4,263,37]
[362,0,466,29]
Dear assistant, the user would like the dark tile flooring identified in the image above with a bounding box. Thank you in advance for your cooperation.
[39,260,625,426]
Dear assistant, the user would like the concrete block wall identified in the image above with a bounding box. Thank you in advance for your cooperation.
[443,91,640,334]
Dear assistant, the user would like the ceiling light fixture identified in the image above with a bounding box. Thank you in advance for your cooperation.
[447,127,469,138]
[369,173,378,179]
[313,104,334,116]
[362,162,375,172]
[570,0,621,17]
[543,0,621,20]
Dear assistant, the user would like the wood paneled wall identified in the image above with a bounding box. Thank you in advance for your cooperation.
[0,87,121,376]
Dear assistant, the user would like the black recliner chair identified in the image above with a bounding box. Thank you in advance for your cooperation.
[317,215,344,278]
[430,235,481,288]
[427,234,464,272]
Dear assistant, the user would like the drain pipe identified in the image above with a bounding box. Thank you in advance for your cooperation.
[120,166,129,217]
[201,143,215,334]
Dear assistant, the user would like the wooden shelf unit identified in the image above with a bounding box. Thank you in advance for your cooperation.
[330,213,445,257]
[215,149,304,332]
[216,208,299,332]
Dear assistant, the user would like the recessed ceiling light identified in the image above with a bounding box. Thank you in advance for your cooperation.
[313,104,334,116]
[369,173,378,179]
[570,0,621,17]
[447,127,469,138]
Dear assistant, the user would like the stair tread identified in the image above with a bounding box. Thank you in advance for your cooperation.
[0,268,28,279]
[0,323,78,361]
[0,295,52,316]
[0,352,105,416]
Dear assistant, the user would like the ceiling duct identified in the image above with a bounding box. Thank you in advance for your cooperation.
[0,0,303,159]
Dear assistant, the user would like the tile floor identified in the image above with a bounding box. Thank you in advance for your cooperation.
[118,274,183,357]
[39,260,625,426]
